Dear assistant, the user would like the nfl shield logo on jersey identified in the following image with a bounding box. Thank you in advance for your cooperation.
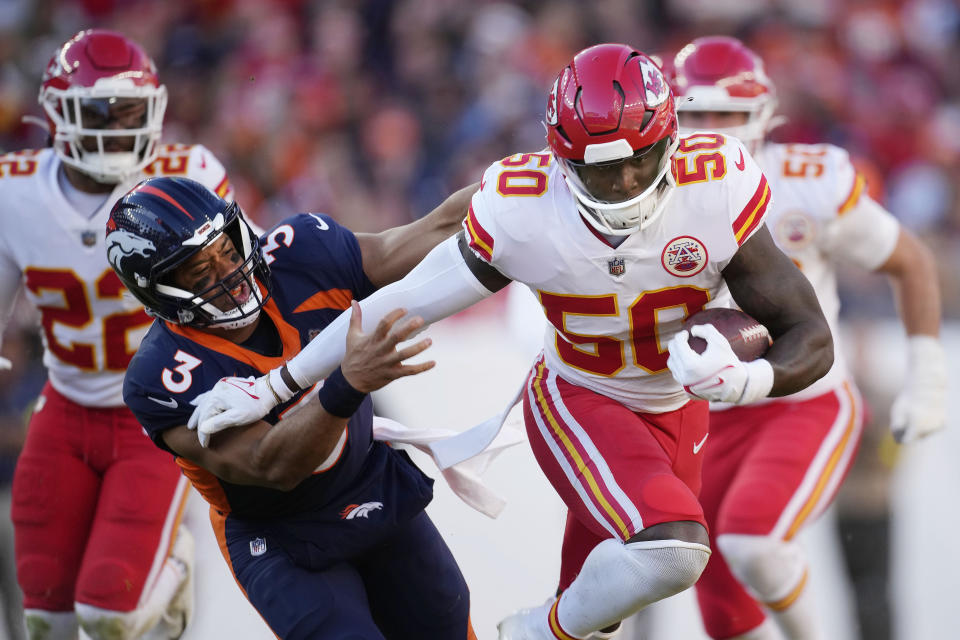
[608,256,626,276]
[81,230,97,247]
[249,537,267,557]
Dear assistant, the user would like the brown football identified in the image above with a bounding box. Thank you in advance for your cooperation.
[682,308,771,361]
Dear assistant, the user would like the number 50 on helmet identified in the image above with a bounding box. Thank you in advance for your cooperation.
[546,43,679,236]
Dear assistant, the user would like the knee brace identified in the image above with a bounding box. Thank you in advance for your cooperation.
[557,538,711,637]
[24,609,77,640]
[716,533,807,604]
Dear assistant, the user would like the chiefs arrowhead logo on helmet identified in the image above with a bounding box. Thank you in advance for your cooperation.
[639,58,669,107]
[545,76,560,126]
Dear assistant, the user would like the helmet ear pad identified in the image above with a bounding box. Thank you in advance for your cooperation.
[106,177,271,329]
[545,44,679,236]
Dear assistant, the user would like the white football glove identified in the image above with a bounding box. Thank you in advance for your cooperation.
[0,356,10,371]
[666,324,774,405]
[890,335,946,444]
[187,368,294,447]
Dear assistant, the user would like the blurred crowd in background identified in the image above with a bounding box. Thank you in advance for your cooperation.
[0,1,957,638]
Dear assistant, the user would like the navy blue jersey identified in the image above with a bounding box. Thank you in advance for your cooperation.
[124,214,378,518]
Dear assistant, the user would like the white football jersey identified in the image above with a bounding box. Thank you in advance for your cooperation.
[757,142,900,399]
[466,133,772,413]
[0,144,233,407]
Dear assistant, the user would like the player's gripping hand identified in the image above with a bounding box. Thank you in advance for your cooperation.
[188,301,434,446]
[666,324,773,404]
[891,335,946,444]
[339,301,435,393]
[0,356,11,371]
[188,375,284,447]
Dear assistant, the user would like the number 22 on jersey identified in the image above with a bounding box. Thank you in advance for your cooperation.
[24,267,151,371]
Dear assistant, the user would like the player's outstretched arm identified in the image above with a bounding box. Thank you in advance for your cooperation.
[190,230,508,433]
[723,225,834,397]
[875,227,945,443]
[356,182,479,287]
[171,303,434,489]
[281,231,501,388]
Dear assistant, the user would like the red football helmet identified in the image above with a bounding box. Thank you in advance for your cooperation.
[672,36,777,148]
[39,29,167,183]
[546,43,679,236]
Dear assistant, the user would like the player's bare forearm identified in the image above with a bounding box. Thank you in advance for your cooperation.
[723,226,833,396]
[878,228,941,336]
[162,401,348,491]
[357,182,479,287]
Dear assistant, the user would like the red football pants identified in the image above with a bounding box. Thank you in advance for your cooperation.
[523,358,709,592]
[695,383,864,639]
[12,383,187,612]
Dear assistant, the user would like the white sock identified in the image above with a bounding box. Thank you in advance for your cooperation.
[717,534,821,640]
[24,609,78,640]
[556,539,710,637]
[729,618,783,640]
[76,558,186,640]
[766,575,821,640]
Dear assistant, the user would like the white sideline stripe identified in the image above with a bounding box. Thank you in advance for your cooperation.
[771,385,862,540]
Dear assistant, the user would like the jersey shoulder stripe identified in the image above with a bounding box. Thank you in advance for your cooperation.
[733,174,771,245]
[163,296,300,370]
[838,172,865,215]
[293,288,353,313]
[464,203,494,262]
[213,173,231,198]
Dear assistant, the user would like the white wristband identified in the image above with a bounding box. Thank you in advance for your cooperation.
[737,358,774,405]
[905,334,946,385]
[906,334,944,366]
[266,367,296,404]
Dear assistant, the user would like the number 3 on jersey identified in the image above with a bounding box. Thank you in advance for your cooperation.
[539,286,710,375]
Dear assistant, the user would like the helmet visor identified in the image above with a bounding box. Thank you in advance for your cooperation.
[71,97,148,129]
[562,135,674,205]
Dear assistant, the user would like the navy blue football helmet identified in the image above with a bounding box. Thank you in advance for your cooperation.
[106,177,269,328]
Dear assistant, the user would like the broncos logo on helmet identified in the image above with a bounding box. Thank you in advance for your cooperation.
[106,229,156,274]
[106,176,270,329]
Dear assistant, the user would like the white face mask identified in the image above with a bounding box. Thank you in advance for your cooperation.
[559,135,680,236]
[41,79,167,183]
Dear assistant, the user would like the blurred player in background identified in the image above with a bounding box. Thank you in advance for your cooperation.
[670,36,946,640]
[186,43,835,640]
[1,29,235,640]
[112,176,477,639]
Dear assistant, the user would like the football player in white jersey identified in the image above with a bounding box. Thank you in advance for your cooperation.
[669,36,946,640]
[185,43,835,640]
[1,30,234,640]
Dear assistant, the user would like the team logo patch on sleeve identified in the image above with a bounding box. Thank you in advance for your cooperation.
[661,236,708,277]
[775,211,815,251]
[339,501,383,520]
